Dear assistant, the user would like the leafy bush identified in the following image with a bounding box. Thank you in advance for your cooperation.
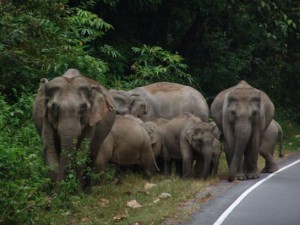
[0,1,112,101]
[111,44,193,90]
[0,95,49,224]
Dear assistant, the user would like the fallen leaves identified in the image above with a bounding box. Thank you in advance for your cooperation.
[113,214,127,221]
[127,200,142,208]
[111,182,172,223]
[144,182,157,191]
[158,192,171,199]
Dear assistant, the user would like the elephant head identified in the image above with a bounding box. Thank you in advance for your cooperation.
[186,121,215,179]
[141,121,164,157]
[109,89,130,115]
[33,69,115,184]
[211,80,274,181]
[128,94,149,120]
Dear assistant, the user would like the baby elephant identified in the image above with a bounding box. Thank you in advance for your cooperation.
[94,115,157,178]
[141,121,165,171]
[210,138,222,176]
[159,113,215,180]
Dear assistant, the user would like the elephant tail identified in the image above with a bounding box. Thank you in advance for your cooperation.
[274,120,283,157]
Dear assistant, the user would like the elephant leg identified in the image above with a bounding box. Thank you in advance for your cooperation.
[224,143,233,168]
[260,150,278,173]
[236,158,246,180]
[182,156,193,179]
[243,144,259,180]
[175,160,183,177]
[163,148,172,176]
[211,156,219,176]
[194,155,204,179]
[140,150,155,179]
[94,145,113,185]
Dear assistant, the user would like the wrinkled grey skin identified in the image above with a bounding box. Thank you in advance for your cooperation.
[110,82,209,122]
[210,138,222,176]
[32,69,116,188]
[159,113,215,180]
[141,121,165,171]
[94,115,157,178]
[259,119,283,173]
[211,80,274,182]
[209,121,223,176]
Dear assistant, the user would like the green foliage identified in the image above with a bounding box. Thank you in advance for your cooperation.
[0,0,112,100]
[114,45,193,89]
[0,95,49,225]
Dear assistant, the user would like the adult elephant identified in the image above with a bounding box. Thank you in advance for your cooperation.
[110,82,209,122]
[32,68,116,188]
[210,80,274,182]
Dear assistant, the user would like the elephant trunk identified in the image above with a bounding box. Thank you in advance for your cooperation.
[228,119,252,182]
[202,142,213,180]
[56,120,81,182]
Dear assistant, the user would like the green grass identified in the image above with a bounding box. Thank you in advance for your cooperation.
[40,172,216,225]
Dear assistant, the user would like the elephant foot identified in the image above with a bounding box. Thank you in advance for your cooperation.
[245,173,259,180]
[262,166,278,173]
[236,173,246,181]
[228,173,245,182]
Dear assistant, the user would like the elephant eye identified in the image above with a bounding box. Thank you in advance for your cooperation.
[50,102,59,118]
[79,103,88,116]
[252,109,259,117]
[80,87,92,98]
[229,109,236,116]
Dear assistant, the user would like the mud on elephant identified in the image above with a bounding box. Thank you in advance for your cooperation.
[157,113,216,180]
[32,68,116,188]
[211,80,275,182]
[110,82,209,122]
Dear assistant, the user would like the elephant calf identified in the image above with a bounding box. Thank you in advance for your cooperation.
[157,113,216,180]
[141,121,165,171]
[94,115,157,178]
[210,138,222,176]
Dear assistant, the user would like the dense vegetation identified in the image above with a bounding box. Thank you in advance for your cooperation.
[0,0,299,224]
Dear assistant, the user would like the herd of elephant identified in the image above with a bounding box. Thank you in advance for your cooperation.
[32,68,283,190]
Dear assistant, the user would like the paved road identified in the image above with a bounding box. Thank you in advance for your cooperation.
[183,154,300,225]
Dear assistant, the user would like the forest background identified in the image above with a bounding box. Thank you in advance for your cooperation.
[0,0,299,224]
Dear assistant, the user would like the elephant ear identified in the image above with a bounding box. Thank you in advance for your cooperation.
[221,92,235,151]
[185,127,194,145]
[90,85,116,126]
[261,91,275,131]
[34,78,49,118]
[148,127,157,145]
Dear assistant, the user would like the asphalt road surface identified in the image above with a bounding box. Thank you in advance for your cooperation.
[183,154,300,225]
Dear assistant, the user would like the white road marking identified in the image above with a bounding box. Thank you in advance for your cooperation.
[213,159,300,225]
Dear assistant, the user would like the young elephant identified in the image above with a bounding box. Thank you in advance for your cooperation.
[141,121,165,171]
[209,122,223,176]
[259,119,283,173]
[160,113,215,180]
[94,115,157,178]
[210,138,222,176]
